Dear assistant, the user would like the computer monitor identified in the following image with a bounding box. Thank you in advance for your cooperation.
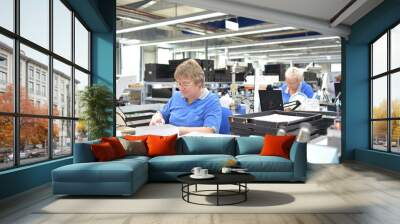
[334,82,341,97]
[303,72,317,81]
[259,90,284,111]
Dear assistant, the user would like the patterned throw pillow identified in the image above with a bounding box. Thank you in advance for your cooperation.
[120,138,147,156]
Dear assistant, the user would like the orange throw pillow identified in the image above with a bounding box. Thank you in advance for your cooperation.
[260,135,296,159]
[124,135,148,142]
[91,142,117,162]
[101,137,126,158]
[146,134,177,157]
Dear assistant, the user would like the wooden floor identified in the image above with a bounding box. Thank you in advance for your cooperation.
[1,162,400,224]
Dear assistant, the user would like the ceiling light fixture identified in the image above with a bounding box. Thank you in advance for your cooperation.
[215,36,338,50]
[173,36,340,53]
[206,44,340,56]
[117,16,143,23]
[117,11,226,34]
[121,26,297,46]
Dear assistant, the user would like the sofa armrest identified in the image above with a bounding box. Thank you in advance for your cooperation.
[289,142,307,181]
[73,140,100,163]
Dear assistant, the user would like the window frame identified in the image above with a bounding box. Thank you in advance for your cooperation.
[370,20,400,154]
[0,0,92,171]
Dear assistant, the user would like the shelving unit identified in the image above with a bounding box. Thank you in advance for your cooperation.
[145,97,170,102]
[143,82,176,104]
[117,104,164,128]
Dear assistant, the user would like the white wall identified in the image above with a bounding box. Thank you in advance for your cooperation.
[120,44,141,80]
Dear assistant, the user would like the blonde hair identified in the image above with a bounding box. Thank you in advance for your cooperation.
[174,59,205,87]
[285,66,304,82]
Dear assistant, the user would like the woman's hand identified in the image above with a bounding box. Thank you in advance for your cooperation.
[149,112,165,126]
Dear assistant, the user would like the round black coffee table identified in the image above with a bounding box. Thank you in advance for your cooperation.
[177,173,255,206]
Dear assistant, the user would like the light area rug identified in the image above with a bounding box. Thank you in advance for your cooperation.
[38,183,361,214]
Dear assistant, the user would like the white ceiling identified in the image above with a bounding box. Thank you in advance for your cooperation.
[230,0,384,26]
[167,0,383,37]
[223,0,352,23]
[116,0,384,64]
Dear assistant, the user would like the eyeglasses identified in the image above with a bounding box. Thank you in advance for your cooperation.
[175,81,194,88]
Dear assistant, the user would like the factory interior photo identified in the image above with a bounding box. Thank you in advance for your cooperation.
[1,0,400,223]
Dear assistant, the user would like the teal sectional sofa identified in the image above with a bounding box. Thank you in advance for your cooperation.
[52,136,307,196]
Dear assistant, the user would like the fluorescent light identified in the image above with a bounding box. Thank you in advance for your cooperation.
[204,44,341,56]
[174,36,340,53]
[225,20,239,31]
[214,36,339,50]
[268,53,302,57]
[118,38,140,44]
[268,55,341,60]
[137,0,156,9]
[122,26,296,46]
[117,12,226,34]
[117,16,143,23]
[229,54,341,61]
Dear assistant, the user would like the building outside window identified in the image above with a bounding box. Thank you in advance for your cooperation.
[54,89,58,103]
[0,54,7,88]
[0,71,6,85]
[28,81,34,94]
[41,85,46,97]
[41,73,46,83]
[36,83,40,95]
[28,66,34,80]
[35,70,41,81]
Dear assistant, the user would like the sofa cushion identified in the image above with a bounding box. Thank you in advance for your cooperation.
[73,140,100,163]
[148,154,235,172]
[52,158,147,183]
[236,155,293,172]
[235,136,264,155]
[115,155,150,163]
[177,136,236,155]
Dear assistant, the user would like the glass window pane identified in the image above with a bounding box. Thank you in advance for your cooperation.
[391,120,400,153]
[20,117,49,165]
[0,0,14,31]
[75,120,88,143]
[20,0,49,49]
[53,59,72,117]
[53,0,72,60]
[74,69,89,118]
[372,33,387,76]
[372,121,388,151]
[0,116,14,170]
[20,44,49,115]
[0,35,14,112]
[391,72,400,118]
[391,24,400,70]
[372,77,387,119]
[74,18,89,70]
[53,119,72,158]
